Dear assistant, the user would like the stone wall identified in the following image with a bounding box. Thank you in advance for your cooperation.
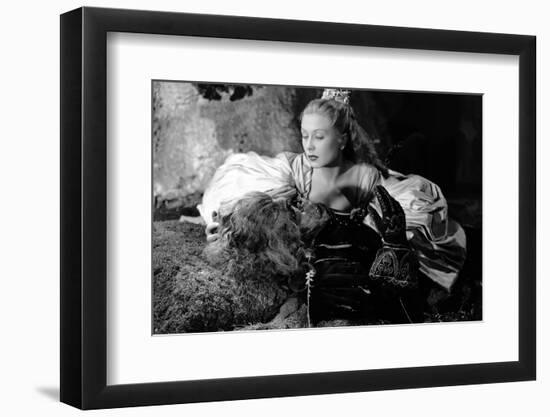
[153,82,305,201]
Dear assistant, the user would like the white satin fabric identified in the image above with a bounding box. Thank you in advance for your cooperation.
[197,152,295,224]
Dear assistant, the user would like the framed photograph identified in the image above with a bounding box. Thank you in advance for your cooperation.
[60,6,536,410]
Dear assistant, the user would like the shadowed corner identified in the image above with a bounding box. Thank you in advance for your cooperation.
[36,386,59,401]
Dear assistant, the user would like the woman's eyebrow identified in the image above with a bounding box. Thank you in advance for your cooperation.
[301,128,327,133]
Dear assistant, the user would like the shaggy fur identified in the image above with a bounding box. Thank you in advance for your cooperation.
[202,192,307,283]
[155,192,330,333]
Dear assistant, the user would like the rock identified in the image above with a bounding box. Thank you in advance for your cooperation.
[153,82,304,202]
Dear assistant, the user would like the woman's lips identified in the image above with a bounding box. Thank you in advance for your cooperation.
[308,155,318,161]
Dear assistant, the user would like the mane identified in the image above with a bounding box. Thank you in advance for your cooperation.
[203,192,333,285]
[203,192,304,282]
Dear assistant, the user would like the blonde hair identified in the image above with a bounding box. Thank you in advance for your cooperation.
[301,98,388,176]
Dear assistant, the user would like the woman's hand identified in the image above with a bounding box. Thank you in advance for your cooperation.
[205,222,221,242]
[368,185,408,247]
[368,185,418,289]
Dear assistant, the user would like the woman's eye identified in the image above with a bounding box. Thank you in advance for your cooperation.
[301,134,323,140]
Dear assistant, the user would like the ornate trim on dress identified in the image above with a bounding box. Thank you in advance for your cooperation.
[369,246,418,289]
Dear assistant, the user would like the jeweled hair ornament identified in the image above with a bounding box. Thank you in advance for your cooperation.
[321,88,351,105]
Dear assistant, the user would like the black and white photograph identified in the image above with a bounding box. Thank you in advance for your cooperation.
[152,82,482,334]
[1,0,544,414]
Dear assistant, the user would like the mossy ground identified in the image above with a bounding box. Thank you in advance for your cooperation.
[152,220,204,333]
[153,220,287,333]
[153,220,482,333]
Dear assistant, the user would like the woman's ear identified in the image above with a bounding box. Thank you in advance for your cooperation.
[340,134,348,150]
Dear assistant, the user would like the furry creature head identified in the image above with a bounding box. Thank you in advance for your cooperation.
[203,192,312,283]
[294,197,331,244]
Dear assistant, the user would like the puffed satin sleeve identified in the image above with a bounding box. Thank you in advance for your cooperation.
[197,151,296,225]
[353,163,382,207]
[364,170,467,291]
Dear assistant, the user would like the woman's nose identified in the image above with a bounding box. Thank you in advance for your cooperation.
[305,138,314,150]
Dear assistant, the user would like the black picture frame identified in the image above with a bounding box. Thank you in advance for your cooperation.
[60,6,536,410]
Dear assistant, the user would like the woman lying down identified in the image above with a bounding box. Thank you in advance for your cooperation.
[174,90,466,330]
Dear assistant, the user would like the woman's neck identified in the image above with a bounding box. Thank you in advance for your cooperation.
[312,158,352,183]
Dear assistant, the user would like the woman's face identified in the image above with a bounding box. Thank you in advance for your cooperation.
[300,112,344,168]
